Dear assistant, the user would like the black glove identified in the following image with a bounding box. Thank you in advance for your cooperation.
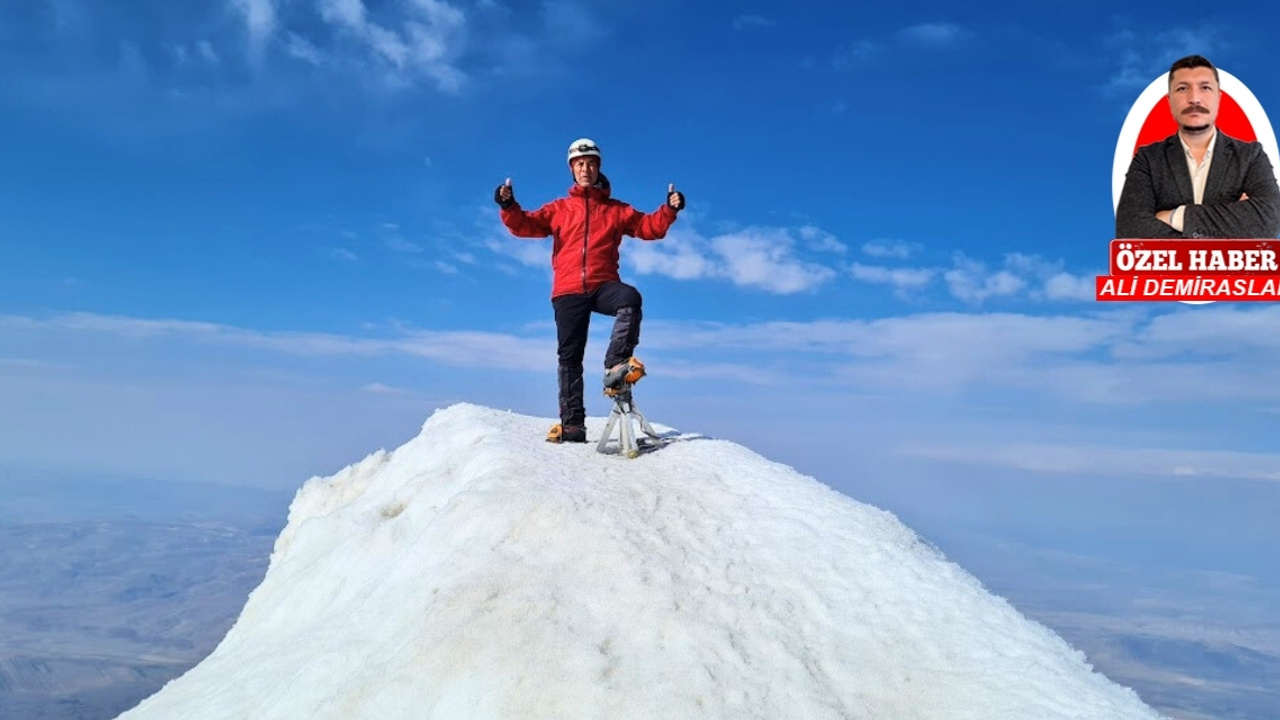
[667,190,685,212]
[494,181,515,210]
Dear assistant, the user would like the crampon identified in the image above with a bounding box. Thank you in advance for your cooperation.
[603,357,646,396]
[597,359,664,458]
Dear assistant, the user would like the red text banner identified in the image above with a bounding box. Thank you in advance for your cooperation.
[1096,274,1280,301]
[1109,240,1280,275]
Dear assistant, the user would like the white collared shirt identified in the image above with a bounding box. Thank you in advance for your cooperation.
[1170,128,1218,232]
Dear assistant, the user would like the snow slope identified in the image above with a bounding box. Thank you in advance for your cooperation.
[117,403,1164,719]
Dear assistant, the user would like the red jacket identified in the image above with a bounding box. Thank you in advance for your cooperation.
[501,180,677,298]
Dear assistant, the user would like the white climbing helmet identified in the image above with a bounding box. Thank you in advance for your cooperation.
[567,138,601,164]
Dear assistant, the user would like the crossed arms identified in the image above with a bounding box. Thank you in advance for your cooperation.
[1116,141,1280,239]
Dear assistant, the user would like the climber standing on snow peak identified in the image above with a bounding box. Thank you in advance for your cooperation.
[495,138,685,444]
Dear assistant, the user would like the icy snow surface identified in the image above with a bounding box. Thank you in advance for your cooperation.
[117,403,1164,720]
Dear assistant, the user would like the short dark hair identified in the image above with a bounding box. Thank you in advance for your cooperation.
[1168,55,1219,86]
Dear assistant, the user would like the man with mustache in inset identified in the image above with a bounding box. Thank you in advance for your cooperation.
[1116,55,1280,239]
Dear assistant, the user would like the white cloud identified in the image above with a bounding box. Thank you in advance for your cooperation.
[363,382,409,395]
[114,40,149,81]
[1044,272,1097,301]
[1104,26,1224,94]
[850,263,936,294]
[328,248,359,262]
[862,239,921,259]
[627,225,836,294]
[25,313,224,339]
[540,0,604,43]
[1002,253,1057,275]
[478,209,1097,304]
[197,40,220,64]
[477,206,1089,303]
[901,442,1280,483]
[648,359,776,385]
[0,358,57,370]
[1133,304,1280,352]
[833,22,967,69]
[286,33,324,65]
[489,244,548,272]
[480,213,838,295]
[480,210,552,270]
[646,312,1127,360]
[3,312,554,371]
[473,1,611,81]
[641,311,1140,398]
[10,303,1280,409]
[640,305,1280,405]
[320,0,366,27]
[898,22,964,46]
[1003,255,1102,302]
[44,0,92,35]
[386,236,423,253]
[832,39,877,69]
[230,0,278,57]
[799,225,847,253]
[625,235,711,280]
[732,15,775,31]
[944,255,1026,303]
[934,253,1099,304]
[317,0,468,91]
[712,231,836,293]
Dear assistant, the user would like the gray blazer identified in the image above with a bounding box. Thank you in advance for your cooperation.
[1115,130,1280,239]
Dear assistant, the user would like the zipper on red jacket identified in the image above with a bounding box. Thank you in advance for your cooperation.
[581,193,590,293]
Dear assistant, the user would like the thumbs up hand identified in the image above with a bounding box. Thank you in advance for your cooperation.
[494,177,515,209]
[667,183,685,212]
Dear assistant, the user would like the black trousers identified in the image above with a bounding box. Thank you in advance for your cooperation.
[551,281,643,427]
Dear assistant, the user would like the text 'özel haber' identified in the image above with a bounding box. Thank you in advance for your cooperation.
[1117,248,1279,272]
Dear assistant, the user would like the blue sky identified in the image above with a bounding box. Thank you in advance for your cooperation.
[2,0,1280,507]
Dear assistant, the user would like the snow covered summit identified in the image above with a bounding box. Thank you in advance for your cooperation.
[117,403,1163,720]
